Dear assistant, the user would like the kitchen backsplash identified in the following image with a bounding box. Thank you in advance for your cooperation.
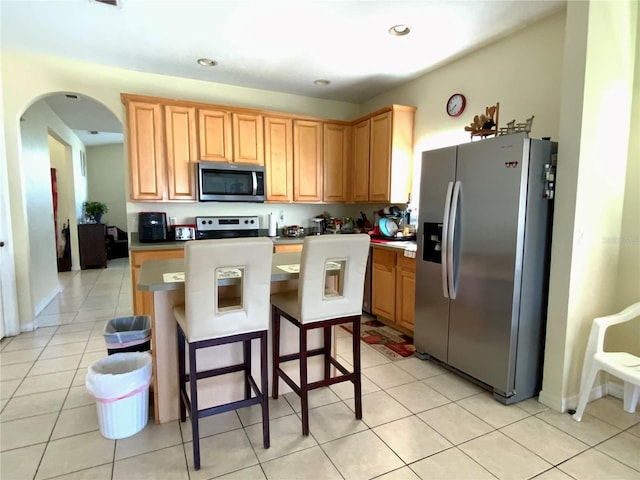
[126,202,404,233]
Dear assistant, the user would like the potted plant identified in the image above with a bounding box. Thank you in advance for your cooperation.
[83,201,108,224]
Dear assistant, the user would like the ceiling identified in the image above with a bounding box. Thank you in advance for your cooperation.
[2,0,565,145]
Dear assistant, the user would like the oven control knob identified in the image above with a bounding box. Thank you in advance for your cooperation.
[250,219,255,224]
[208,220,213,224]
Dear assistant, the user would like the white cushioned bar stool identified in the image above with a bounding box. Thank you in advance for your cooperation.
[271,234,370,435]
[174,238,273,470]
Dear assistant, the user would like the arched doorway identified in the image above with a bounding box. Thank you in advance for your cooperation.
[15,92,123,330]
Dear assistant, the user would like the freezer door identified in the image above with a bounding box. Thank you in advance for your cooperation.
[414,146,457,361]
[448,134,530,395]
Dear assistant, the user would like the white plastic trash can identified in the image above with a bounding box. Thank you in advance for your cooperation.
[85,352,152,439]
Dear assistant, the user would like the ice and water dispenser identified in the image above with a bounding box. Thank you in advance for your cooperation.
[422,222,443,263]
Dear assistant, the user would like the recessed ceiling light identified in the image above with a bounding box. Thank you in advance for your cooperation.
[197,58,218,67]
[314,79,331,86]
[89,131,99,135]
[388,24,411,36]
[65,94,79,100]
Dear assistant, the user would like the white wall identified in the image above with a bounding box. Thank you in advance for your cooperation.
[87,144,127,230]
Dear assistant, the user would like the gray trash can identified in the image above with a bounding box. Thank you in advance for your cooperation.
[103,315,151,355]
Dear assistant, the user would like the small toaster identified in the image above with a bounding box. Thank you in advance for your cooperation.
[173,225,196,241]
[284,225,305,238]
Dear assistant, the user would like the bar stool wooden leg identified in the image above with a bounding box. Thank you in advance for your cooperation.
[300,325,309,436]
[177,327,186,422]
[323,326,331,381]
[272,306,280,399]
[188,343,201,470]
[243,339,251,400]
[353,316,362,420]
[260,330,270,448]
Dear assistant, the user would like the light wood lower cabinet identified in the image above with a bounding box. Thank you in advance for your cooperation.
[131,249,184,316]
[273,243,303,253]
[371,247,416,333]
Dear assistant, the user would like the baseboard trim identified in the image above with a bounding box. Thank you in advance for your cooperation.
[539,379,623,413]
[34,285,62,317]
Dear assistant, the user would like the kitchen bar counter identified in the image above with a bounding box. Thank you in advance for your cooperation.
[139,252,324,424]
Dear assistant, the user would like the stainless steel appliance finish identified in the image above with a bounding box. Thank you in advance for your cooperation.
[414,133,557,404]
[196,216,260,239]
[197,162,266,202]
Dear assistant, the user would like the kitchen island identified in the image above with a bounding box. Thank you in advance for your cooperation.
[137,252,328,424]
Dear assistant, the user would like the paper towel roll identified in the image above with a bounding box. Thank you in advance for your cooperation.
[268,213,277,237]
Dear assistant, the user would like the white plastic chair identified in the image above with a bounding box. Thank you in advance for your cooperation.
[572,302,640,422]
[173,237,273,469]
[271,234,370,435]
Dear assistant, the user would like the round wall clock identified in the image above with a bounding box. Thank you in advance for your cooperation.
[446,93,466,117]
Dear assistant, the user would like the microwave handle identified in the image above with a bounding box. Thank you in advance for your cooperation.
[252,171,258,196]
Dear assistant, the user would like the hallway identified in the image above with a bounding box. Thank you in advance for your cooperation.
[1,258,639,479]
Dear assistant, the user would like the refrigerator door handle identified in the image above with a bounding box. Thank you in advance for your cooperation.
[441,181,454,299]
[448,181,462,299]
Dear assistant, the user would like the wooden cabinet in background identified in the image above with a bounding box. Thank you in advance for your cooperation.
[351,119,371,202]
[371,246,416,333]
[323,123,350,203]
[131,249,184,316]
[264,116,293,202]
[273,243,303,253]
[367,106,416,204]
[293,119,323,202]
[164,105,197,201]
[126,100,165,200]
[198,108,232,162]
[232,112,264,165]
[78,224,108,269]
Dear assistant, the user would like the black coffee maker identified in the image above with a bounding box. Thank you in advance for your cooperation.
[138,212,168,242]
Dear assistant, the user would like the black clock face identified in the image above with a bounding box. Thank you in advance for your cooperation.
[447,94,466,117]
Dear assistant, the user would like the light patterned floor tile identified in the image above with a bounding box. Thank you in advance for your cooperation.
[0,378,21,399]
[422,372,484,401]
[113,444,188,480]
[377,466,421,480]
[282,385,341,413]
[51,404,100,439]
[417,402,494,445]
[558,448,640,480]
[459,431,552,480]
[410,447,495,480]
[322,429,404,479]
[245,413,317,462]
[217,465,267,480]
[363,362,417,390]
[178,410,242,440]
[0,348,43,365]
[261,446,341,480]
[373,416,451,463]
[500,416,589,465]
[63,385,97,410]
[0,442,47,480]
[36,431,114,479]
[517,397,551,415]
[535,409,621,446]
[185,429,258,479]
[595,431,640,470]
[0,413,58,451]
[394,356,447,379]
[0,361,32,381]
[28,354,82,376]
[1,336,51,352]
[237,397,295,427]
[349,390,412,428]
[40,342,86,359]
[386,380,450,413]
[307,401,368,443]
[456,392,529,428]
[329,371,380,400]
[50,464,113,480]
[115,418,183,460]
[578,395,640,430]
[1,388,67,422]
[14,370,75,397]
[532,468,576,480]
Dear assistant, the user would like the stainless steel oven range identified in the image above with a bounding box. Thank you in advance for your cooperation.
[195,216,260,240]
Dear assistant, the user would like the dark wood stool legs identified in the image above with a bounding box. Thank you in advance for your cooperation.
[271,306,362,436]
[178,328,270,470]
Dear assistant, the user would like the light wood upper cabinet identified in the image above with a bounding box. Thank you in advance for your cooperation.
[293,119,323,202]
[164,105,197,201]
[232,113,264,165]
[352,119,371,202]
[126,100,165,200]
[264,116,293,202]
[198,108,232,162]
[369,107,416,204]
[323,123,350,203]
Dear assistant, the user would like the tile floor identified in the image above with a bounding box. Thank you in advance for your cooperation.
[1,257,639,480]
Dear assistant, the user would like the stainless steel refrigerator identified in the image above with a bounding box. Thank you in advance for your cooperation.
[414,133,557,404]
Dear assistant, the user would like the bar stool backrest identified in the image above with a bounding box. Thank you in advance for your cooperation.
[298,234,370,324]
[183,238,273,341]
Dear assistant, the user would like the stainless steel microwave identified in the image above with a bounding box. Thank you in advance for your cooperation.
[197,162,266,202]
